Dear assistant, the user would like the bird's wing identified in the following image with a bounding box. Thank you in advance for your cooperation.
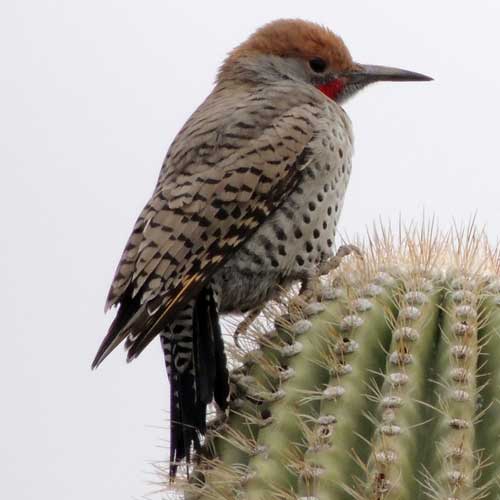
[93,85,322,367]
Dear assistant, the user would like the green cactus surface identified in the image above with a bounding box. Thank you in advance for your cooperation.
[165,225,500,500]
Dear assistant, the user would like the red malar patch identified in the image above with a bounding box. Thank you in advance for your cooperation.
[316,79,345,100]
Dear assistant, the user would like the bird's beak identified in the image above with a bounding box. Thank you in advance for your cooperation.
[344,64,433,84]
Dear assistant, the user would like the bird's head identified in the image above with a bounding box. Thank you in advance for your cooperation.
[219,19,432,104]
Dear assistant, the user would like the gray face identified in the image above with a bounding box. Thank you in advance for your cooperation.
[238,55,363,103]
[254,55,369,103]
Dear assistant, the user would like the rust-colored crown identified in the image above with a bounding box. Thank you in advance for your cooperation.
[219,19,354,79]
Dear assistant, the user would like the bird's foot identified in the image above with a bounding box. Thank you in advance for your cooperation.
[234,306,263,348]
[317,244,363,276]
[293,244,363,307]
[207,406,228,431]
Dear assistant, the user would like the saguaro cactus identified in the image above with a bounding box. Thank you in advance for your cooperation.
[165,224,500,500]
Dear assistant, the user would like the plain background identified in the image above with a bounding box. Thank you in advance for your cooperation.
[2,1,500,498]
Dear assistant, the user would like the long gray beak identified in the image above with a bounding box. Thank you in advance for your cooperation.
[345,64,433,83]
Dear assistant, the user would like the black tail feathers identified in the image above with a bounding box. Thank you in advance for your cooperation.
[166,286,229,480]
[193,286,230,412]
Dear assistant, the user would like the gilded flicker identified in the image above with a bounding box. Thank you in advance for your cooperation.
[92,19,431,476]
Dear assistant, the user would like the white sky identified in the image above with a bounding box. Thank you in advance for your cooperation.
[2,1,500,499]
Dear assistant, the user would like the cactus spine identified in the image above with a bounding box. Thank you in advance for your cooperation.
[165,225,500,500]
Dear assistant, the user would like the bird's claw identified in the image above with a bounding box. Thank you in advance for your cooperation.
[293,244,363,307]
[233,307,262,348]
[318,244,363,276]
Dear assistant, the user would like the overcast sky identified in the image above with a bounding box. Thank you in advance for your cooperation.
[2,1,500,499]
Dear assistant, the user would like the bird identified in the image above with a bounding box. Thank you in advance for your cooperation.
[92,18,432,478]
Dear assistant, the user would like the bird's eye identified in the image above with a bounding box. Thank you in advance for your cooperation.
[309,57,327,73]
